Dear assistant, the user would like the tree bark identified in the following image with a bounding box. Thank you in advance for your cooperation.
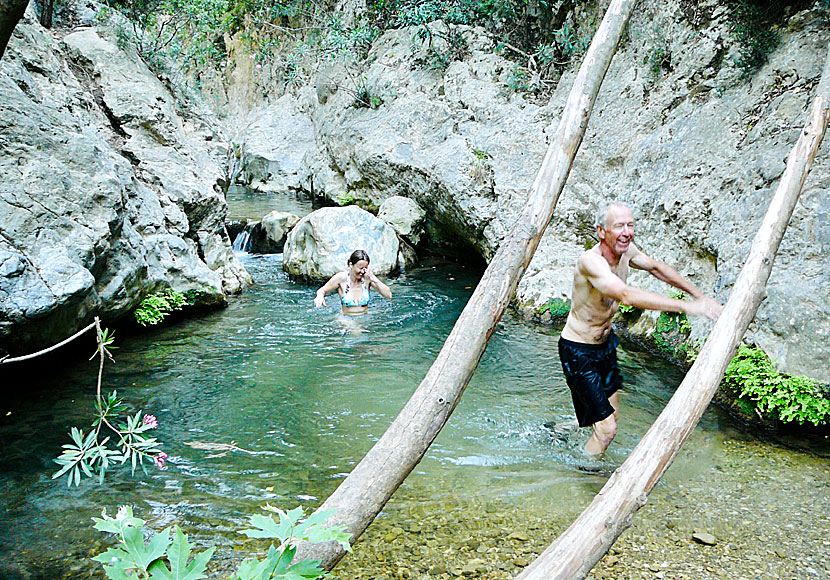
[0,0,27,60]
[298,0,640,570]
[514,44,830,580]
[39,0,52,29]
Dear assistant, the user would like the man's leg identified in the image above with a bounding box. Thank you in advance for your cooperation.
[585,391,620,456]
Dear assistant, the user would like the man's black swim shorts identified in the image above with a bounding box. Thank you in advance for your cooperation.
[558,331,622,428]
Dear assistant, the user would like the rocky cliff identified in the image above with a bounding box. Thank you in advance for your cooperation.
[232,2,830,383]
[0,7,251,356]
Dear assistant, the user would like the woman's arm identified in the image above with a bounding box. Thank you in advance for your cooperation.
[366,268,392,299]
[314,273,344,307]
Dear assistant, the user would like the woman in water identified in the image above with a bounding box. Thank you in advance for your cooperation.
[313,250,392,315]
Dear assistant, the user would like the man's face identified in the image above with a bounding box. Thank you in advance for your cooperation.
[598,205,634,256]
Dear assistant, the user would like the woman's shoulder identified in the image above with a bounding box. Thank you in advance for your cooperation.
[327,271,347,284]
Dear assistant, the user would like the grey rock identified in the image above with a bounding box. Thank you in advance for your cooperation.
[283,206,399,279]
[248,211,301,253]
[692,532,717,546]
[378,196,427,246]
[235,93,316,194]
[0,11,251,354]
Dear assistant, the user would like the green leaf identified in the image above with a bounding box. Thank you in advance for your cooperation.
[285,557,328,579]
[149,527,214,580]
[233,545,284,580]
[239,513,293,540]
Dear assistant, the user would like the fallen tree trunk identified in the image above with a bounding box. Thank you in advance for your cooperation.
[298,0,641,570]
[514,44,830,580]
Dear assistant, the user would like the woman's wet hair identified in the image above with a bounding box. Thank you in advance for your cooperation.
[348,249,370,265]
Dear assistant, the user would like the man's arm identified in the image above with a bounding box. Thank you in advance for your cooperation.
[628,244,704,298]
[626,244,722,321]
[581,252,720,320]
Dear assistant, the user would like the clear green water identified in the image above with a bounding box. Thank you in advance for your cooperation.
[0,192,826,579]
[0,252,731,578]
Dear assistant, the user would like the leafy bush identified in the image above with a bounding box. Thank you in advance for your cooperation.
[722,345,830,426]
[725,0,784,77]
[539,298,571,319]
[92,505,351,580]
[53,325,167,487]
[134,288,188,326]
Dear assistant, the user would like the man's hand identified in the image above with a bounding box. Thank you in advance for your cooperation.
[688,296,722,321]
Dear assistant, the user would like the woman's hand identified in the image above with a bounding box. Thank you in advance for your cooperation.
[314,292,326,308]
[365,266,379,283]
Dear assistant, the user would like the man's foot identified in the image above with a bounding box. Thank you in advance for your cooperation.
[541,418,580,442]
[576,455,614,476]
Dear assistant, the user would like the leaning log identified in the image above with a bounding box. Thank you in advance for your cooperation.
[0,0,28,60]
[298,0,641,570]
[514,44,830,580]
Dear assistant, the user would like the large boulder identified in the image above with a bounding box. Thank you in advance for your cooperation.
[283,206,399,279]
[248,211,301,253]
[0,10,251,355]
[378,195,426,246]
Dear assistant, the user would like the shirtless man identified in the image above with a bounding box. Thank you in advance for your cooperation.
[559,201,722,456]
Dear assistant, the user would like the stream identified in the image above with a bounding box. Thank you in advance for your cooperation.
[0,191,827,580]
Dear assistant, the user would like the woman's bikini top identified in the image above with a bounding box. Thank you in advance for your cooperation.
[340,275,370,307]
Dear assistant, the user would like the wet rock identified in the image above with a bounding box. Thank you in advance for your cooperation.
[378,196,427,246]
[692,532,717,546]
[248,211,300,253]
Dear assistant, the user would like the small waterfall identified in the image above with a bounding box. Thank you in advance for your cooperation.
[232,230,252,253]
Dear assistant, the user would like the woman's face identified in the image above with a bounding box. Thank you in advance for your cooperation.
[350,260,369,279]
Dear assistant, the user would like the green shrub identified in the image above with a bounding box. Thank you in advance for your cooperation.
[722,345,830,426]
[92,505,351,580]
[336,193,356,205]
[134,288,188,326]
[539,298,571,319]
[726,0,783,77]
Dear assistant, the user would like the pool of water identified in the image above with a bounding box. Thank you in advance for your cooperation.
[225,185,317,220]
[0,252,753,578]
[1,197,827,579]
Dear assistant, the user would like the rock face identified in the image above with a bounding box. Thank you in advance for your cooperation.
[283,206,399,279]
[233,5,830,383]
[0,9,251,355]
[248,211,301,253]
[234,94,316,195]
[378,196,427,246]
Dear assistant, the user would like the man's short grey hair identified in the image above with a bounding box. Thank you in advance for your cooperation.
[595,201,631,229]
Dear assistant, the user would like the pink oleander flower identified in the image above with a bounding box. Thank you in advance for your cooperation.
[154,451,168,469]
[143,414,158,429]
[255,64,262,70]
